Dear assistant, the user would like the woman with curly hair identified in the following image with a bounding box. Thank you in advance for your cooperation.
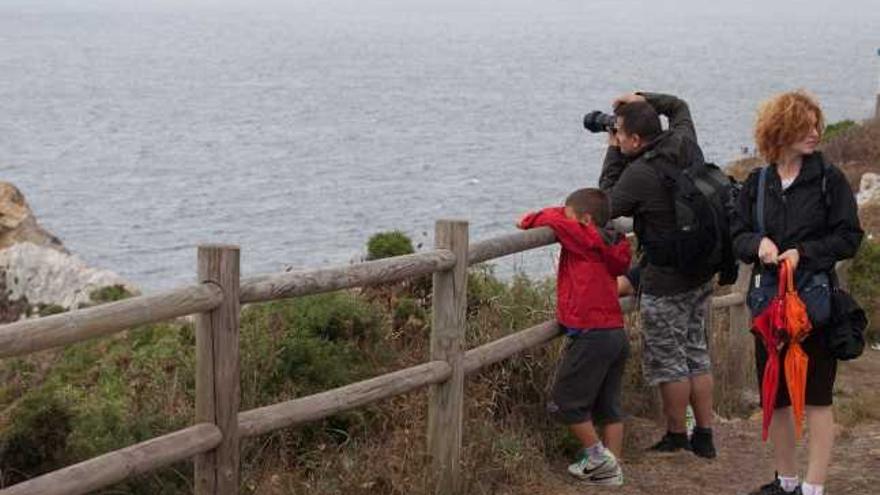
[730,91,863,495]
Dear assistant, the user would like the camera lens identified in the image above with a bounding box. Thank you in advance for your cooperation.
[583,111,616,133]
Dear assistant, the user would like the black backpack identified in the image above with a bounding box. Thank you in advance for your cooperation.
[640,155,740,286]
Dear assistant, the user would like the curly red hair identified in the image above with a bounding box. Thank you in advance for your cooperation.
[754,90,825,164]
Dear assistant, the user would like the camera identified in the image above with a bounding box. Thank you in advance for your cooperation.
[583,110,616,133]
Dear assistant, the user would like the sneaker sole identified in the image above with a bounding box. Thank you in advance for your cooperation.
[578,475,624,486]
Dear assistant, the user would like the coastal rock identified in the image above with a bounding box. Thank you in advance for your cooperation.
[857,173,880,206]
[0,182,66,252]
[0,182,139,322]
[0,243,139,315]
[859,198,880,240]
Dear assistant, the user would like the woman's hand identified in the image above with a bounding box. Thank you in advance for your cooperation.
[758,237,779,265]
[778,249,800,272]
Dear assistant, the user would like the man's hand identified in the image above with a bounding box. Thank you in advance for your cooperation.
[778,249,800,272]
[758,237,779,265]
[608,131,620,147]
[612,92,646,109]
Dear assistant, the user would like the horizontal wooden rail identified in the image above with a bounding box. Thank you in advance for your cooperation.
[0,283,223,359]
[711,292,745,309]
[0,423,222,495]
[463,320,559,374]
[238,360,452,438]
[468,227,556,265]
[240,249,456,304]
[462,291,738,374]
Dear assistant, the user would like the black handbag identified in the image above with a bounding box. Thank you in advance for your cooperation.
[825,287,867,361]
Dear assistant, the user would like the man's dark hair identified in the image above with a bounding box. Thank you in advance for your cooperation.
[565,188,610,227]
[614,101,662,140]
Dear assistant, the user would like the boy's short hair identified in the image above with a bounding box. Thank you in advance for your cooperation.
[614,101,662,140]
[565,188,610,227]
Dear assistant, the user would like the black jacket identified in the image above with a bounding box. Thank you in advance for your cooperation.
[730,152,863,276]
[599,92,713,296]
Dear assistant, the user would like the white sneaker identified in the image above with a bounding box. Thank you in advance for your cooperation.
[567,449,624,486]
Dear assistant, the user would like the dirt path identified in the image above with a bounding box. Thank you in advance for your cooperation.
[535,350,880,495]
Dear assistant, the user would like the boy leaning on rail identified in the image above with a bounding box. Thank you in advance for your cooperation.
[517,188,632,486]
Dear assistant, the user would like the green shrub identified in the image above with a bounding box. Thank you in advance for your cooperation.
[239,292,387,402]
[392,297,427,331]
[35,303,66,317]
[89,285,134,304]
[366,231,414,260]
[0,323,196,493]
[823,119,857,142]
[467,264,509,316]
[849,239,880,342]
[0,391,73,485]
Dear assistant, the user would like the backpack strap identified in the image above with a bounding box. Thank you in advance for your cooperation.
[755,166,768,236]
[820,161,832,210]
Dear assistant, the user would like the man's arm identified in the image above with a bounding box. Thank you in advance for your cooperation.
[638,92,698,143]
[598,130,639,219]
[603,235,632,277]
[604,164,642,220]
[599,143,628,192]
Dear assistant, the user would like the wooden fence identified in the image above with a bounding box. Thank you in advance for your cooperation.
[0,221,756,495]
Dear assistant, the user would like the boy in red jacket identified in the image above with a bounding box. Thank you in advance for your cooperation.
[518,188,631,486]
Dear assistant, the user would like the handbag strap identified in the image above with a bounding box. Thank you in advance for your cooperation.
[756,166,768,235]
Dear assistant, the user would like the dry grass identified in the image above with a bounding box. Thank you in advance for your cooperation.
[233,271,765,494]
[724,118,880,192]
[821,119,880,189]
[725,155,764,182]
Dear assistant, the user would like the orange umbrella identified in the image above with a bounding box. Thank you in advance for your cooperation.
[780,260,812,439]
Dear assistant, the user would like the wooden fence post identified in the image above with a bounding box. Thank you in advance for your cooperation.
[728,262,755,395]
[195,245,241,495]
[427,220,468,495]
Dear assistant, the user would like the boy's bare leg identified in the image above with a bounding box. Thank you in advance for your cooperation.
[689,373,714,428]
[569,421,601,449]
[659,379,690,433]
[602,422,624,458]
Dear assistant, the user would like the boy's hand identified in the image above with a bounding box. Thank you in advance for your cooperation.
[516,212,532,230]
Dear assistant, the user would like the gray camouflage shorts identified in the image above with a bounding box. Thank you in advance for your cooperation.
[640,282,713,385]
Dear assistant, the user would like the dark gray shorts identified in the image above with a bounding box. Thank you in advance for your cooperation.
[548,328,629,425]
[640,282,713,385]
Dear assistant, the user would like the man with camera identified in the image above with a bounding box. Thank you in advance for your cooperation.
[592,92,717,459]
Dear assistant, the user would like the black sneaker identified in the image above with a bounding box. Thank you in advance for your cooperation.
[648,431,690,452]
[748,479,803,495]
[690,427,717,459]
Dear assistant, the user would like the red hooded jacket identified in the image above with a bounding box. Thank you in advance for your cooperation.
[519,207,631,331]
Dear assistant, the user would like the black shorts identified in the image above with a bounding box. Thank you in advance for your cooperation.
[548,328,629,425]
[754,330,837,408]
